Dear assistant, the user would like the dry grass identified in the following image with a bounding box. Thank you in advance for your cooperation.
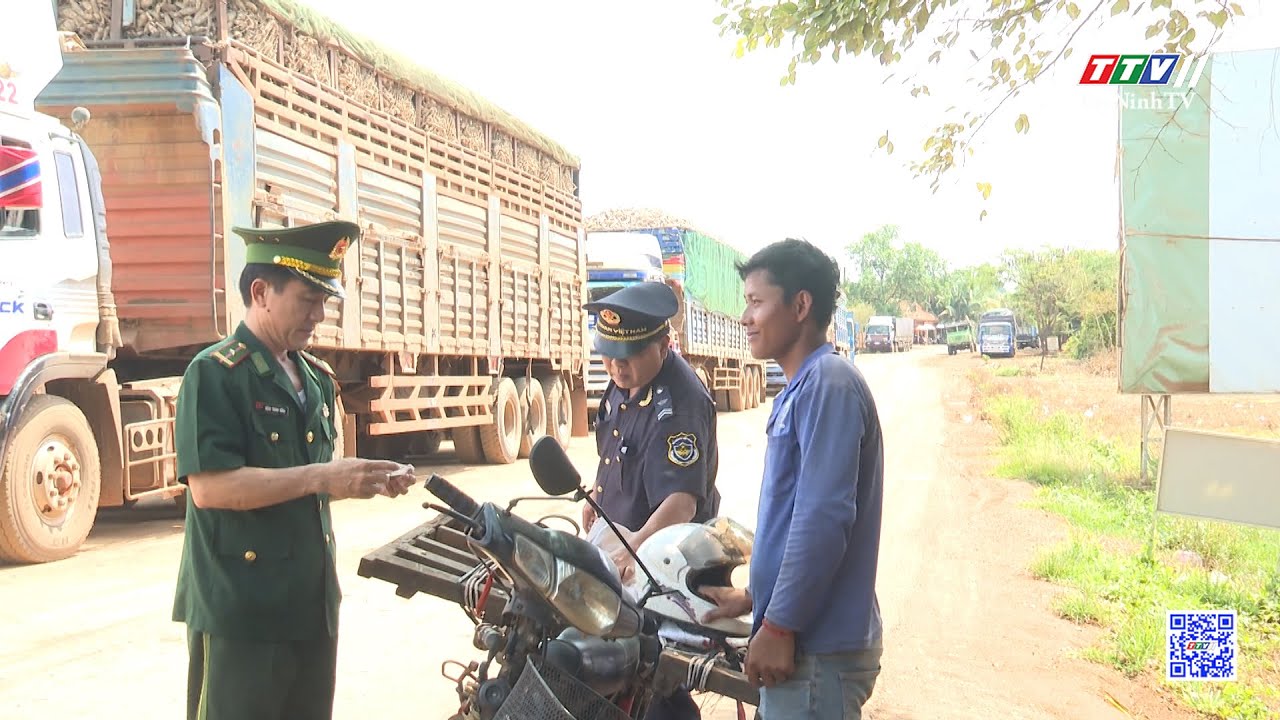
[927,347,1280,719]
[931,348,1280,451]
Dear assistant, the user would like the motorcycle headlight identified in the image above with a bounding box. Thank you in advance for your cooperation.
[550,560,622,636]
[514,534,554,593]
[513,532,625,636]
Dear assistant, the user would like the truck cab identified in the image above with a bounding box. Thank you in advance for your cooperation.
[978,308,1017,358]
[864,315,896,353]
[583,230,666,412]
[0,2,129,563]
[1,108,103,386]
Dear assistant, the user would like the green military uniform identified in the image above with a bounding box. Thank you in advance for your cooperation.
[172,220,357,720]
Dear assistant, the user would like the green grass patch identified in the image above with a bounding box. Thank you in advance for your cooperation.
[979,386,1280,718]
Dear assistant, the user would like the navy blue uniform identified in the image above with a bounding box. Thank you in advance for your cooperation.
[593,350,721,532]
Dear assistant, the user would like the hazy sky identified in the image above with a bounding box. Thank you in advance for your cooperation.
[299,0,1277,270]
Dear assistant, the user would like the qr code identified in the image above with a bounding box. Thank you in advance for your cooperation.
[1166,610,1237,681]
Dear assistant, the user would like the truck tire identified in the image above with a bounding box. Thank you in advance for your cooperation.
[542,375,572,450]
[480,378,522,465]
[452,427,485,464]
[728,387,746,412]
[743,371,756,410]
[0,395,102,564]
[515,377,547,459]
[757,368,767,406]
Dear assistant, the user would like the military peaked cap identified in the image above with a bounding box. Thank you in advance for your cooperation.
[234,219,359,298]
[584,281,679,359]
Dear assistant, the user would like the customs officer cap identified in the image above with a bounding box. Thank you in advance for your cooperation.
[584,282,679,360]
[233,220,359,298]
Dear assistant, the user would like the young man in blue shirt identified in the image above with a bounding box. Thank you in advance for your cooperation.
[703,238,885,719]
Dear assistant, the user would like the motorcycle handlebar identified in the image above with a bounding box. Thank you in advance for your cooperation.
[424,474,481,519]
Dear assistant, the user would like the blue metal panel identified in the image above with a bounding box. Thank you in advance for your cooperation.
[37,47,218,117]
[218,64,255,331]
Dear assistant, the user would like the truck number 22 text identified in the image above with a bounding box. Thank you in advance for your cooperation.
[0,80,20,105]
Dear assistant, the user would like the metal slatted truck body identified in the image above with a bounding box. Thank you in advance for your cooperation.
[0,6,588,563]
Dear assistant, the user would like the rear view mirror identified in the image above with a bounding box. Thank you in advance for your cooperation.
[529,436,582,497]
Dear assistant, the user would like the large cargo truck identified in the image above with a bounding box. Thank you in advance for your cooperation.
[830,307,855,359]
[978,308,1017,358]
[584,209,766,414]
[0,0,589,564]
[864,315,895,353]
[893,316,915,352]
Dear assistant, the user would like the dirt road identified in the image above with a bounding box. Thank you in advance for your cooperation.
[0,347,1183,719]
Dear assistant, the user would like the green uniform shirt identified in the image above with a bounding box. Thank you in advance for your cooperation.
[172,322,342,641]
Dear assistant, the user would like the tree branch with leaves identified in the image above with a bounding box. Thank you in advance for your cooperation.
[714,0,1244,206]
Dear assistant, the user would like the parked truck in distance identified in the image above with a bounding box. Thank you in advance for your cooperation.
[830,307,856,360]
[864,315,896,353]
[585,208,766,414]
[864,315,914,353]
[978,308,1018,358]
[1,0,590,564]
[1016,324,1041,350]
[940,320,976,355]
[894,317,915,352]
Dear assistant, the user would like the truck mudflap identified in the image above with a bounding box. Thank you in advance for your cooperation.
[356,514,760,708]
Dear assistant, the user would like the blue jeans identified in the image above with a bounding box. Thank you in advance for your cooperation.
[758,649,882,720]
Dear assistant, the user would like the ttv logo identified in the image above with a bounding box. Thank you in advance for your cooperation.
[0,300,25,314]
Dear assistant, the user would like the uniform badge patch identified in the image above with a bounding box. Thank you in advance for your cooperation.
[254,400,289,417]
[599,309,620,326]
[666,433,699,467]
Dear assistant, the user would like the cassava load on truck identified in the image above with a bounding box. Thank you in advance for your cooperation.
[584,209,765,414]
[0,0,590,564]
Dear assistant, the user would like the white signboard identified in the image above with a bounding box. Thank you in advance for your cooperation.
[2,0,65,115]
[1157,428,1280,531]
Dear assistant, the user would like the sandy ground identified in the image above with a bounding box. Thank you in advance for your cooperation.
[0,346,1199,719]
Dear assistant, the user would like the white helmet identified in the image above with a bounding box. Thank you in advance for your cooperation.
[626,517,754,638]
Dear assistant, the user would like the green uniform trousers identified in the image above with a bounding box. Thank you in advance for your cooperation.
[186,626,339,720]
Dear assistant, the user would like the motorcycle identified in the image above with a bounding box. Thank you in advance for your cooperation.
[358,435,759,720]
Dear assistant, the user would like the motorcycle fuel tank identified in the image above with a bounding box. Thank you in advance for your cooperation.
[543,627,641,697]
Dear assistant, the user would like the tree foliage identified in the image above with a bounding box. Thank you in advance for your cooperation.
[713,0,1245,197]
[842,224,1005,319]
[999,246,1118,366]
[843,225,949,314]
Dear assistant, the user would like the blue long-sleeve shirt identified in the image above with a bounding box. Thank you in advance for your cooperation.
[750,343,884,654]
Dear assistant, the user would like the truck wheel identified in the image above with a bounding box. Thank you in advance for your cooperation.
[514,377,547,459]
[948,346,956,356]
[542,375,572,450]
[452,427,485,464]
[756,368,767,405]
[480,378,522,465]
[0,395,102,564]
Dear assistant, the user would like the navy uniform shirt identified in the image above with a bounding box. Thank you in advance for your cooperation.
[594,350,721,532]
